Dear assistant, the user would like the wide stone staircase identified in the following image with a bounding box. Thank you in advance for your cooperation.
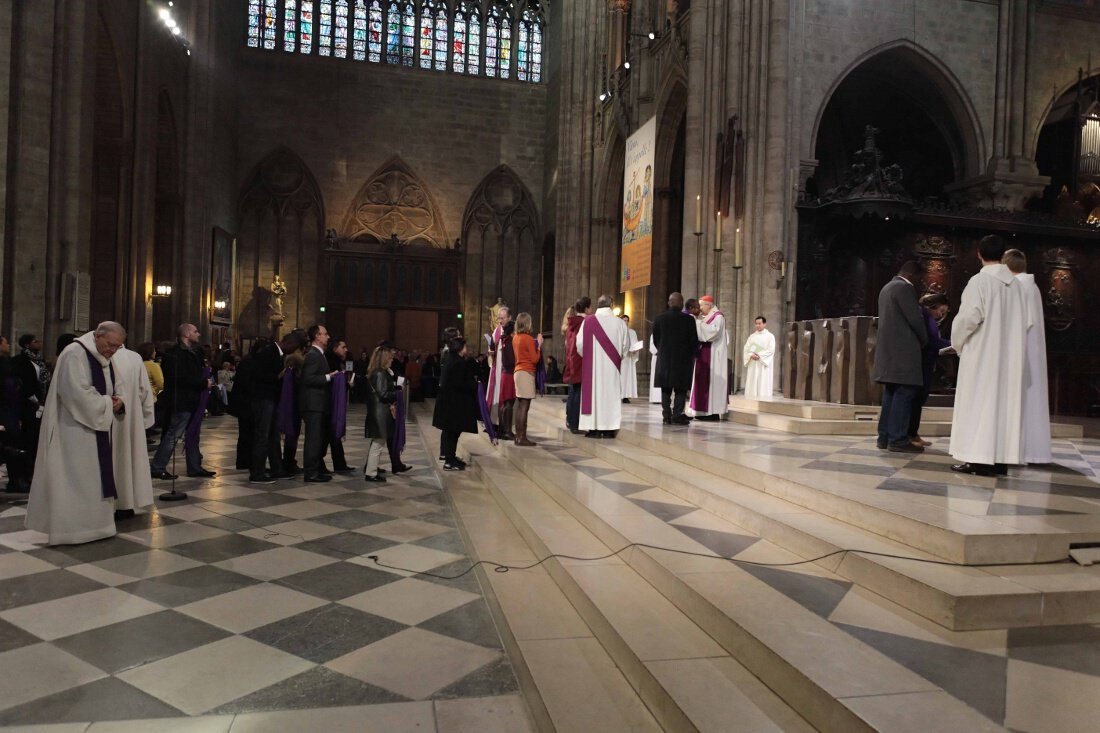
[407,397,1097,731]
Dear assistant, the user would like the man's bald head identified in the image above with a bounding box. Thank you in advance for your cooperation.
[668,292,684,309]
[177,323,200,347]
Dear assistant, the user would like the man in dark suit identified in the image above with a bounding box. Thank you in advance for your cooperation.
[871,261,929,453]
[151,323,215,479]
[300,324,339,482]
[652,292,700,425]
[10,334,48,489]
[248,333,304,483]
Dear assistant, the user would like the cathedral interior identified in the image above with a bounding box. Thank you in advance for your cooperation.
[2,0,1100,731]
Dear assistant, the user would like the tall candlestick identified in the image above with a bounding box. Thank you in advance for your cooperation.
[694,195,702,235]
[780,259,786,278]
[715,211,722,251]
[733,225,742,269]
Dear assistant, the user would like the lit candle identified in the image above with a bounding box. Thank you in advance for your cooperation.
[780,259,786,278]
[734,225,742,268]
[694,195,702,235]
[715,211,723,251]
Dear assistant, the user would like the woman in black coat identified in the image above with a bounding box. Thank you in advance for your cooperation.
[433,338,477,471]
[364,346,396,483]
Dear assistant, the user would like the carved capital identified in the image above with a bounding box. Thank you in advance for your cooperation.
[607,0,631,12]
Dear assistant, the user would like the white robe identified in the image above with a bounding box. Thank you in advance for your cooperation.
[620,327,640,399]
[689,309,730,416]
[949,263,1030,465]
[26,332,122,544]
[1016,273,1052,463]
[577,307,631,431]
[648,335,661,403]
[743,329,776,399]
[486,324,504,423]
[112,348,157,511]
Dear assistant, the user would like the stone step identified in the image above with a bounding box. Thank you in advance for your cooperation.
[528,399,1090,566]
[486,430,1003,732]
[549,426,1100,630]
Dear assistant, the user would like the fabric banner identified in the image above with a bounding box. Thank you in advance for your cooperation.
[276,370,299,440]
[184,367,212,454]
[620,115,656,291]
[391,385,406,455]
[330,372,347,440]
[476,381,498,444]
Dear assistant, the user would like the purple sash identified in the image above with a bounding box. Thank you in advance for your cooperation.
[184,367,212,453]
[581,315,623,415]
[76,344,117,499]
[535,352,546,395]
[330,372,348,440]
[476,382,498,444]
[690,310,722,413]
[276,369,299,440]
[389,385,406,455]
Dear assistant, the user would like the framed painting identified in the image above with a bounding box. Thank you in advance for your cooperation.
[210,227,236,325]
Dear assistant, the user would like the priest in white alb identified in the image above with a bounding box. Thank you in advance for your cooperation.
[689,295,730,421]
[112,345,157,517]
[1003,248,1052,464]
[742,315,775,399]
[619,314,640,402]
[949,235,1031,476]
[26,322,137,544]
[577,294,631,437]
[484,304,511,429]
[648,334,661,404]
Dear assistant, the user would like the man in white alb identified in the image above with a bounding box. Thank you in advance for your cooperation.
[619,314,640,402]
[742,315,775,399]
[1003,248,1052,464]
[689,295,730,421]
[577,295,631,437]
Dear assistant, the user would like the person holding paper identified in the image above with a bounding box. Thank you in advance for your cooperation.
[689,295,730,421]
[653,292,698,424]
[619,314,641,402]
[577,295,631,437]
[484,305,511,432]
[742,315,775,399]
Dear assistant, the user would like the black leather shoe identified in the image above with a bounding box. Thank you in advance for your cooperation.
[333,466,357,474]
[695,414,720,422]
[304,474,332,483]
[187,469,216,478]
[877,442,888,450]
[113,509,135,521]
[249,474,276,484]
[443,461,465,471]
[391,463,413,474]
[662,417,672,425]
[888,444,923,454]
[364,474,386,483]
[993,463,1008,476]
[671,416,691,425]
[584,431,602,439]
[151,470,178,480]
[951,462,994,476]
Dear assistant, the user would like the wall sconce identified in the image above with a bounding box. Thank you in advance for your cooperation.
[213,299,226,310]
[153,284,172,297]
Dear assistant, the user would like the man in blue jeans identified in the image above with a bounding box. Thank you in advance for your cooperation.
[871,261,928,453]
[151,323,215,479]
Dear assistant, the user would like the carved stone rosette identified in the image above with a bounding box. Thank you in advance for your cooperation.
[1043,247,1076,331]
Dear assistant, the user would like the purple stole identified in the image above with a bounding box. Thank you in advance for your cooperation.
[330,371,348,440]
[485,325,503,413]
[389,385,406,455]
[184,367,212,453]
[76,344,117,499]
[276,369,300,441]
[580,315,623,415]
[535,344,546,396]
[690,309,722,412]
[476,381,498,443]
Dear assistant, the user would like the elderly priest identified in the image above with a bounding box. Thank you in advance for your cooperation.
[577,294,631,438]
[689,295,730,421]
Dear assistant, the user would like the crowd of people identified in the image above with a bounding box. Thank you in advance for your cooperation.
[872,234,1051,475]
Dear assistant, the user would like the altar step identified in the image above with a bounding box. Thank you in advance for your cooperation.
[727,396,1084,438]
[527,399,1100,630]
[458,420,1003,732]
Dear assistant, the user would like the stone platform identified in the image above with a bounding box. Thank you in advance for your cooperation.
[728,395,1085,438]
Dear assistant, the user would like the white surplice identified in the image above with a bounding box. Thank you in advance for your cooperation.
[26,332,121,544]
[485,323,504,423]
[648,335,661,403]
[112,347,157,511]
[689,309,730,416]
[577,307,631,431]
[1016,272,1052,463]
[620,327,640,399]
[742,329,776,399]
[949,263,1030,465]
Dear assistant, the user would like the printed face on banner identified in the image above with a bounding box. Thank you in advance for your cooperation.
[620,116,656,292]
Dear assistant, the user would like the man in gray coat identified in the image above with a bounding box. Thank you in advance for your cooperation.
[872,261,928,453]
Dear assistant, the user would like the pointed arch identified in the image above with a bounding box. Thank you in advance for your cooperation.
[237,147,326,338]
[809,40,984,182]
[341,156,450,246]
[461,165,542,341]
[152,90,182,338]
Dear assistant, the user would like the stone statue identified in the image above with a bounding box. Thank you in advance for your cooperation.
[795,322,815,400]
[831,319,850,404]
[865,317,882,405]
[812,321,833,402]
[269,274,288,340]
[783,322,798,397]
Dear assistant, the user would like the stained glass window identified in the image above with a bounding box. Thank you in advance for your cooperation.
[434,6,447,71]
[248,0,262,47]
[284,0,298,52]
[419,0,434,70]
[517,16,528,81]
[485,8,499,78]
[335,0,349,57]
[530,13,542,82]
[517,7,541,82]
[353,0,367,60]
[452,8,466,72]
[300,1,314,54]
[386,2,401,64]
[319,1,333,55]
[499,9,511,79]
[263,0,278,49]
[468,8,480,75]
[402,3,415,67]
[368,0,383,62]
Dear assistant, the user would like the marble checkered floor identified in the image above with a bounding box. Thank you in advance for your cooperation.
[0,407,531,731]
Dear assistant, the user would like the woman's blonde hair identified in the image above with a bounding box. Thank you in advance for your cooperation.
[560,306,575,335]
[515,312,533,335]
[368,346,395,372]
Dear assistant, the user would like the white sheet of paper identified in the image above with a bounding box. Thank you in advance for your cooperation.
[938,346,956,356]
[397,376,406,386]
[484,333,493,349]
[628,340,644,353]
